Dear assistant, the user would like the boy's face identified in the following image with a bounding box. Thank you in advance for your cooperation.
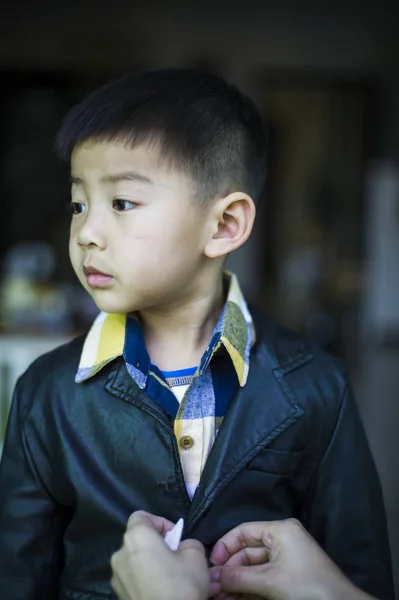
[69,139,211,314]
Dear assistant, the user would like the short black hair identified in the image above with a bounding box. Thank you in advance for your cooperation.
[55,68,267,204]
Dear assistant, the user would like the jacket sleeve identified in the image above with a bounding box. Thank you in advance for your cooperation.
[0,380,67,600]
[300,381,395,600]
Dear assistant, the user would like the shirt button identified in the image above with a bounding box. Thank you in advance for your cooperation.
[179,436,194,450]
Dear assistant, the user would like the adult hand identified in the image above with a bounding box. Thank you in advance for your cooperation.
[209,518,375,600]
[111,510,209,600]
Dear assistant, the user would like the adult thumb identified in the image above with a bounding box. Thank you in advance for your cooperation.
[219,564,275,597]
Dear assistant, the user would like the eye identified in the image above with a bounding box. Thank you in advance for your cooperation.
[70,202,86,215]
[113,199,136,211]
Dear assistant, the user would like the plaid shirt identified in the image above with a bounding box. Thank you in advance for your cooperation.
[76,272,254,499]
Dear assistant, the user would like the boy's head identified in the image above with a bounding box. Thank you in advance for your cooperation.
[55,68,267,314]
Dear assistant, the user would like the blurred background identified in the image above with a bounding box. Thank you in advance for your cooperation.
[0,0,398,594]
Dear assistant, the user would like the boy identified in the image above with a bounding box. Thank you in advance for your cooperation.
[0,68,394,600]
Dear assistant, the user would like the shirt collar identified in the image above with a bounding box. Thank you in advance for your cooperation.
[76,271,255,387]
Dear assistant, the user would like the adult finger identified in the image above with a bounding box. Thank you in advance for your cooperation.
[210,521,273,566]
[123,518,170,554]
[110,573,129,600]
[127,510,175,536]
[219,564,272,597]
[178,538,207,556]
[221,545,270,567]
[210,519,304,566]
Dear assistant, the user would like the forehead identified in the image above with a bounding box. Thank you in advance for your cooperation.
[70,138,193,195]
[71,139,159,175]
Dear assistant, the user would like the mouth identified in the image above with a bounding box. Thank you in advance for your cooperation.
[83,265,111,277]
[83,264,114,288]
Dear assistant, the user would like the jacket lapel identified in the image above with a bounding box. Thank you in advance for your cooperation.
[185,337,312,532]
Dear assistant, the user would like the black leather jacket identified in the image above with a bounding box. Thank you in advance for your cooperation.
[0,311,395,600]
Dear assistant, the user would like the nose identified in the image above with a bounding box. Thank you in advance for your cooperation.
[76,209,107,250]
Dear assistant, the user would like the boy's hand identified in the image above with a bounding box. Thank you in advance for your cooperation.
[209,518,372,600]
[111,510,209,600]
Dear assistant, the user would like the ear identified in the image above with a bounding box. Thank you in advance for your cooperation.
[204,192,256,259]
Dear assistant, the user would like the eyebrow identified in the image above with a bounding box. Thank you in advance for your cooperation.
[70,171,154,186]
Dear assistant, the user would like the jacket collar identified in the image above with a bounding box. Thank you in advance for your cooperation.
[75,271,254,387]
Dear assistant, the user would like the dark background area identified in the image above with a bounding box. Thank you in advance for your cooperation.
[0,0,398,595]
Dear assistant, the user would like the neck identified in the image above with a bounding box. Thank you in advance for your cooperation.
[139,271,225,371]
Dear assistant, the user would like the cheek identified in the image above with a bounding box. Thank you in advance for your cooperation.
[152,209,201,246]
[68,233,79,269]
[68,229,74,251]
[69,220,77,245]
[116,209,201,271]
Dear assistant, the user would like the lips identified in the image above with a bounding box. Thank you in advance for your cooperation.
[83,264,114,288]
[83,265,111,277]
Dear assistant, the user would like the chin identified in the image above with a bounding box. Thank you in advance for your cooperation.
[95,302,134,314]
[91,294,141,315]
